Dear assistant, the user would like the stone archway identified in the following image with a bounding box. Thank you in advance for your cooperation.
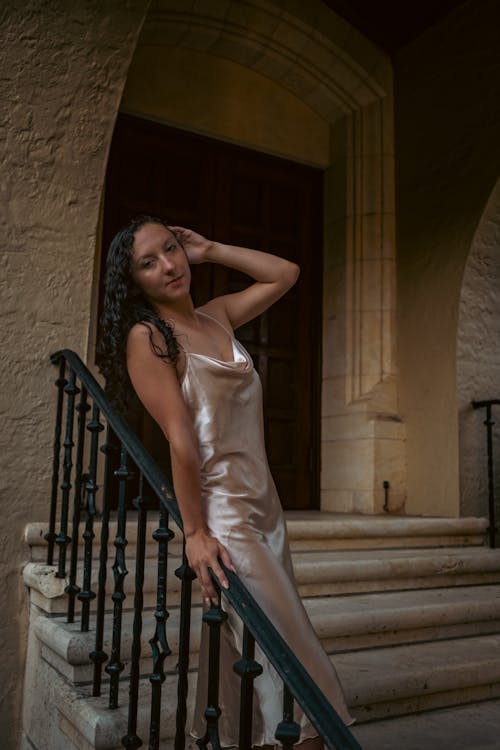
[457,177,500,517]
[107,0,403,514]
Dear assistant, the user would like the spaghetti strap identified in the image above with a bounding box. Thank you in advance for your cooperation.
[196,309,235,340]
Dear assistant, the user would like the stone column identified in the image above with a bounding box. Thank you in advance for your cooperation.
[322,98,406,514]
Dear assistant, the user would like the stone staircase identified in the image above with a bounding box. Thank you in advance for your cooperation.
[21,513,500,749]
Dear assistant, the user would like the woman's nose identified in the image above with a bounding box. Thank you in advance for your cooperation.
[160,255,175,272]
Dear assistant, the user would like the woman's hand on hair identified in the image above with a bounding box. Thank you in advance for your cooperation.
[170,226,212,265]
[185,527,236,606]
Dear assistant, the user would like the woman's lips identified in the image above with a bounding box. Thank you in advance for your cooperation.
[167,275,183,286]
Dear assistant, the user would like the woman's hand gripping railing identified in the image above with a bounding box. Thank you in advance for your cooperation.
[47,349,361,750]
[472,399,500,548]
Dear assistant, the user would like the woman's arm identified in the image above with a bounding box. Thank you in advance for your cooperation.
[171,227,300,329]
[126,323,235,604]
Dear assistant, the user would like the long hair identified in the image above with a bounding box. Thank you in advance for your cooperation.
[97,215,180,411]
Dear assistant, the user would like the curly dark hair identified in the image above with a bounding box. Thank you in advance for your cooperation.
[97,215,180,411]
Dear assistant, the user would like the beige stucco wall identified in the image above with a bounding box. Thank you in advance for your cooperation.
[0,2,149,746]
[395,0,500,516]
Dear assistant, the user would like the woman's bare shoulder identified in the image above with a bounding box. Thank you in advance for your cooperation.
[128,321,164,350]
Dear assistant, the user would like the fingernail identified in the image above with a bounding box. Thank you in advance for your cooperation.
[204,597,210,607]
[222,580,229,589]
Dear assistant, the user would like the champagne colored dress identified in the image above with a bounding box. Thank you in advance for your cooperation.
[183,311,353,748]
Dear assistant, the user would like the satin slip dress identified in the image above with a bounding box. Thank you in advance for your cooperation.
[183,310,354,748]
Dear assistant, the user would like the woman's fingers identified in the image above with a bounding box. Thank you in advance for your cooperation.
[218,544,237,574]
[185,531,236,605]
[197,564,219,605]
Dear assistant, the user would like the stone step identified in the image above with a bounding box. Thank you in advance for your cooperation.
[350,698,500,750]
[32,577,500,687]
[307,584,500,652]
[293,546,500,595]
[24,628,500,749]
[24,514,489,564]
[24,544,500,617]
[284,512,489,550]
[339,633,500,722]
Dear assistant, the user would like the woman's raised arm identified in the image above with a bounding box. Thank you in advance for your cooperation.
[170,227,300,330]
[126,323,235,604]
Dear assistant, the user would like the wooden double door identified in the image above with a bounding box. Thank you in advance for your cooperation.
[101,114,323,510]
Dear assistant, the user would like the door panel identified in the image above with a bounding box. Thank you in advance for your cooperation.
[101,114,322,510]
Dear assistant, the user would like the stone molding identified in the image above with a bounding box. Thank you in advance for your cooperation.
[142,0,387,122]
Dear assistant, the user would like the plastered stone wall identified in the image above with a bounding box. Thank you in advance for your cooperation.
[457,178,500,517]
[395,0,500,516]
[0,2,149,746]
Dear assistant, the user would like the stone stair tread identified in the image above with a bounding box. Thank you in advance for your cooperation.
[24,514,489,556]
[292,546,500,582]
[34,584,500,669]
[284,512,489,538]
[306,584,500,637]
[350,698,500,750]
[336,633,500,706]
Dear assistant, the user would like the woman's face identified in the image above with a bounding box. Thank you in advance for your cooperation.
[130,222,191,306]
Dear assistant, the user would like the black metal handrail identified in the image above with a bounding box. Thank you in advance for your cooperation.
[45,348,361,750]
[472,399,500,549]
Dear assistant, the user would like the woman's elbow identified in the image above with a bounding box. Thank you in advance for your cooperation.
[284,261,300,287]
[168,433,200,468]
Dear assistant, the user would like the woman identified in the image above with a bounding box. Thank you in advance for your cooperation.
[99,216,354,749]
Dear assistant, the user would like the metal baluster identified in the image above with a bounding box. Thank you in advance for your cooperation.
[473,400,499,549]
[66,384,90,622]
[174,539,196,750]
[78,403,103,631]
[106,446,131,709]
[55,369,79,578]
[484,404,497,548]
[122,472,153,750]
[148,505,175,750]
[46,358,67,565]
[275,684,301,750]
[196,594,228,750]
[90,426,118,696]
[234,625,263,750]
